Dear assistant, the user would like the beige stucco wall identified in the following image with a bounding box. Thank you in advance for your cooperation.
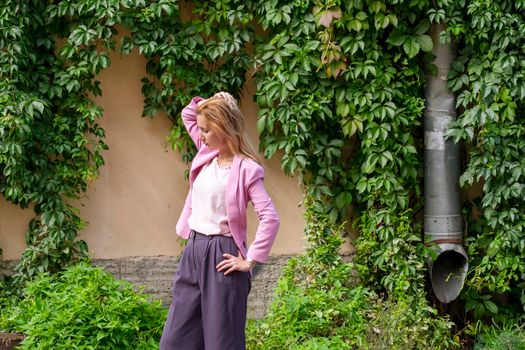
[0,48,306,260]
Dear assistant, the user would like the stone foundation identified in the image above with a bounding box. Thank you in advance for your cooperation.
[1,255,293,319]
[93,255,293,319]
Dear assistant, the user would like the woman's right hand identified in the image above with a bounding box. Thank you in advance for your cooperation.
[213,91,238,109]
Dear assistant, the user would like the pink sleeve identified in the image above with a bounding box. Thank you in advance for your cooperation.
[181,96,205,149]
[246,167,280,263]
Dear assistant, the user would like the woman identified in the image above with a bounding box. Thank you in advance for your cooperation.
[160,92,280,350]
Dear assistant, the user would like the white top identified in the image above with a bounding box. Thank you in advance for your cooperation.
[187,157,232,236]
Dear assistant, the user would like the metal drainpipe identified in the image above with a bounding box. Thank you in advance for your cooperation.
[424,23,468,303]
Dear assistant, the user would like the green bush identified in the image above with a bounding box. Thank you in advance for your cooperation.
[246,201,370,349]
[246,243,371,349]
[246,199,458,350]
[0,262,166,349]
[365,292,459,350]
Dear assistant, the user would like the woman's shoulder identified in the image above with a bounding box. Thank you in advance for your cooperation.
[238,156,265,179]
[239,156,263,170]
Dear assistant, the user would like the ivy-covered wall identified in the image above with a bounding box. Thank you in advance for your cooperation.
[0,38,306,260]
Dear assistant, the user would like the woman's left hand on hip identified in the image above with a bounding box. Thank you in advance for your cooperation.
[217,253,252,275]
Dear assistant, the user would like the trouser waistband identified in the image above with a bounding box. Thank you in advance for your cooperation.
[190,230,232,240]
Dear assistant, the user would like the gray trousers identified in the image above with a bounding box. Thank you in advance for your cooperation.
[160,231,251,350]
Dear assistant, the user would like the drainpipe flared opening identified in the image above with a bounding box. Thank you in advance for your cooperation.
[428,243,468,303]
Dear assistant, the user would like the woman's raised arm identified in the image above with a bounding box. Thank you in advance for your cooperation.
[181,96,205,149]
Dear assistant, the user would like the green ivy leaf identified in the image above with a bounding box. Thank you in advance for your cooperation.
[416,34,433,52]
[403,37,420,58]
[414,19,430,35]
[32,101,45,114]
[256,115,267,133]
[387,29,407,46]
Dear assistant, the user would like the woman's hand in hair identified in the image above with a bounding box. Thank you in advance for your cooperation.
[216,252,256,275]
[214,91,238,110]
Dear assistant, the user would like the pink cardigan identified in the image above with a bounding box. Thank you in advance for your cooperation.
[175,97,280,263]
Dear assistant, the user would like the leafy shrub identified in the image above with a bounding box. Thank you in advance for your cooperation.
[247,199,458,350]
[247,201,370,349]
[246,279,371,349]
[366,292,459,350]
[0,262,166,349]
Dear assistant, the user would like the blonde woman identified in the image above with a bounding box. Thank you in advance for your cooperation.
[160,92,280,350]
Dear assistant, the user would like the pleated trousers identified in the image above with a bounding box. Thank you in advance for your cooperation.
[160,231,251,350]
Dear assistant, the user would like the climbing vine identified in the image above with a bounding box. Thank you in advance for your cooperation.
[120,0,254,164]
[0,0,113,283]
[254,0,432,295]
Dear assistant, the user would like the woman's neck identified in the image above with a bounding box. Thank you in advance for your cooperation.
[217,151,234,167]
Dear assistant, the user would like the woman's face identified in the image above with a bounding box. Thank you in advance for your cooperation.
[197,113,226,151]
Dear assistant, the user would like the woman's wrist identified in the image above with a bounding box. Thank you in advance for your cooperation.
[246,258,257,269]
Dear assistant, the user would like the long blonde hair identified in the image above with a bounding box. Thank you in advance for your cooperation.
[197,96,261,164]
